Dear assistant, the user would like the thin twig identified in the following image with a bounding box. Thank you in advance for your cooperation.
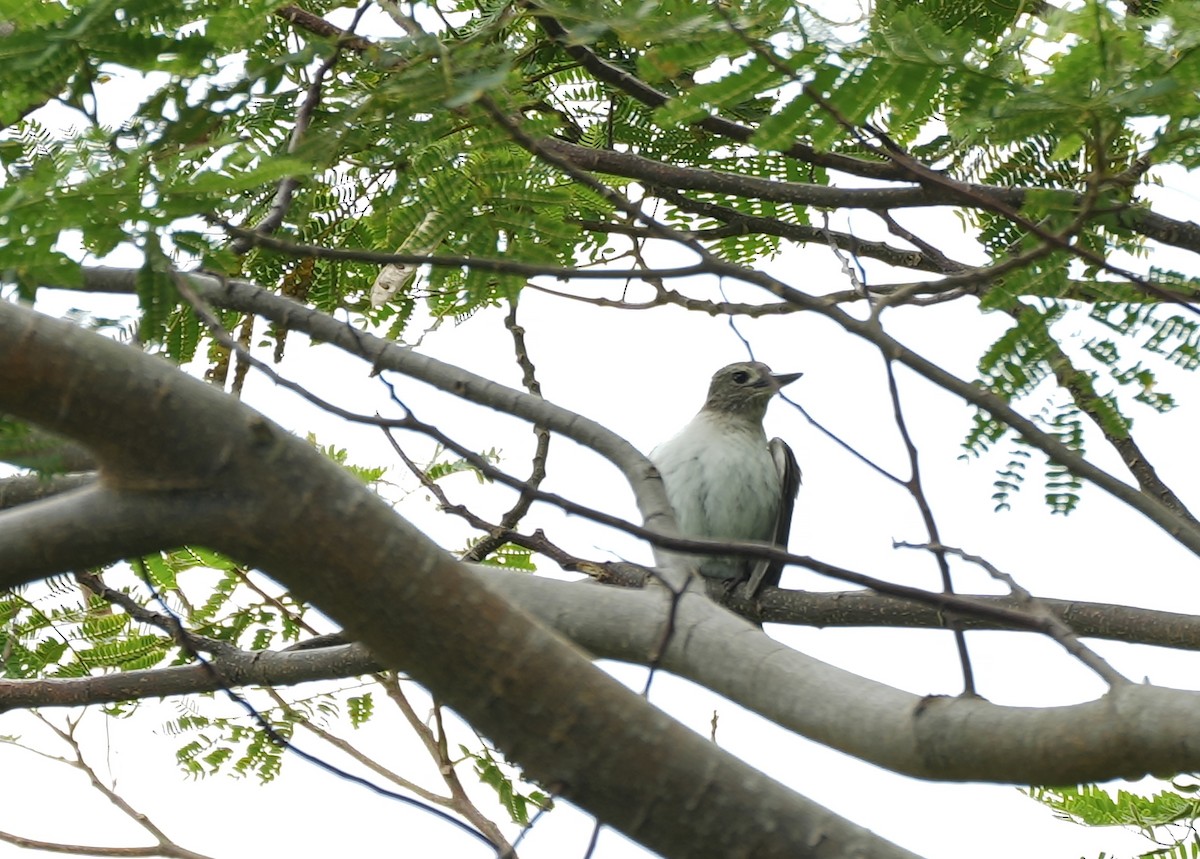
[462,303,551,562]
[220,221,712,281]
[382,426,585,570]
[882,361,976,696]
[894,542,1131,687]
[29,714,218,859]
[777,393,904,486]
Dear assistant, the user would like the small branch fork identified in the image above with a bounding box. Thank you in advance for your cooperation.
[881,360,977,696]
[819,193,1130,695]
[895,543,1131,687]
[0,713,217,859]
[461,302,551,564]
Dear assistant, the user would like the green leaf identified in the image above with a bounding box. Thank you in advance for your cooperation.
[473,543,536,572]
[348,694,374,728]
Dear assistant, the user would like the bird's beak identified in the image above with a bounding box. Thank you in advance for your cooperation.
[772,371,803,389]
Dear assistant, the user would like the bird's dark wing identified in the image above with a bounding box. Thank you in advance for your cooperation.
[744,438,801,599]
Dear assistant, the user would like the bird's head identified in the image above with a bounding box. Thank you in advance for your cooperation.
[703,361,801,418]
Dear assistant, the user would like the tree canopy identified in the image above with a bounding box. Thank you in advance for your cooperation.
[2,0,1200,857]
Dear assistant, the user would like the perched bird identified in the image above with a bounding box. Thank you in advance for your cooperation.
[650,362,801,598]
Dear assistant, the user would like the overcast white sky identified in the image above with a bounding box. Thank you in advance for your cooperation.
[4,4,1200,858]
[7,211,1198,858]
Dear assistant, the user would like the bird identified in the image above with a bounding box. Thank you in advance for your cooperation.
[650,361,801,599]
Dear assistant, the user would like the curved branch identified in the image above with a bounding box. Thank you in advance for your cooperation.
[69,267,683,566]
[489,572,1200,785]
[65,267,1200,559]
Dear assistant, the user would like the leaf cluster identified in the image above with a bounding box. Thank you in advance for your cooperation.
[1027,784,1200,859]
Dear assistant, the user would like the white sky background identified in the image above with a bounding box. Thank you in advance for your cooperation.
[4,4,1200,859]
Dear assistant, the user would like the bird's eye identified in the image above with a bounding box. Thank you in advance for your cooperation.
[731,370,750,384]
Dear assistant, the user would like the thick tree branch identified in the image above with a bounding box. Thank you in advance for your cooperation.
[489,572,1200,785]
[7,575,1200,702]
[0,485,229,589]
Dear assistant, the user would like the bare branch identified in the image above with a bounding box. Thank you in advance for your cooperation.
[62,266,1200,558]
[461,302,551,563]
[894,543,1131,687]
[219,222,711,282]
[0,716,219,859]
[882,360,976,696]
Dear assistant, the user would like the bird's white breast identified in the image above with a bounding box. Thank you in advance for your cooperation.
[650,413,781,578]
